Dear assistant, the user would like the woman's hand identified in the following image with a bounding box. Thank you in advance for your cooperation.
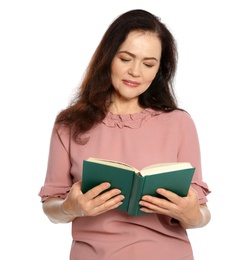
[139,187,211,229]
[63,180,125,218]
[43,180,125,223]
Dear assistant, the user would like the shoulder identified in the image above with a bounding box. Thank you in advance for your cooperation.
[53,123,71,137]
[50,124,72,149]
[149,109,198,135]
[154,109,195,125]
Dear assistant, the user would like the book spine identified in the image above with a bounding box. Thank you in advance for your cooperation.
[128,174,145,216]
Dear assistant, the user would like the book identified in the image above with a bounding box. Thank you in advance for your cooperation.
[81,157,195,216]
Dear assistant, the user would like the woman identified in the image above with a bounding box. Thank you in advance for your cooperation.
[39,9,211,260]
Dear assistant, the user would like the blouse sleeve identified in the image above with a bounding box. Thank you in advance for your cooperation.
[178,112,211,204]
[38,125,73,202]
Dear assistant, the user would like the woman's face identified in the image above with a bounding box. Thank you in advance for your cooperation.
[111,31,161,104]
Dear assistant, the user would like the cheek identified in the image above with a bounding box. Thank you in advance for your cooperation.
[111,59,123,76]
[110,70,117,88]
[143,70,158,84]
[111,66,123,86]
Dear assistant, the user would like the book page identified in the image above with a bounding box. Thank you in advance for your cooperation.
[86,157,139,172]
[140,162,192,176]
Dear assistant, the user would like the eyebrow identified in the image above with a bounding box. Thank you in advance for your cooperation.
[117,51,159,62]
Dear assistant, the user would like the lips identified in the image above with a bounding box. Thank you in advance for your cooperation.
[122,80,140,87]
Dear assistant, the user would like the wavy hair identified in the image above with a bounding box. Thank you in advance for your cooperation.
[55,9,178,143]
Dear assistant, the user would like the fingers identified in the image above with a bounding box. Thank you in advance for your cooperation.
[84,182,111,199]
[91,185,124,208]
[139,188,188,214]
[154,186,197,203]
[156,188,180,202]
[92,190,124,214]
[79,182,125,216]
[139,187,201,223]
[139,193,175,214]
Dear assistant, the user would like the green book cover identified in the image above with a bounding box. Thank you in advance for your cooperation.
[81,159,195,216]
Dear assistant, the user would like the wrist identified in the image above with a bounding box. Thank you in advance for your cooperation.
[60,201,77,222]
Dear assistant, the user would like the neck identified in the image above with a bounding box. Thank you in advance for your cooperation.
[108,102,143,115]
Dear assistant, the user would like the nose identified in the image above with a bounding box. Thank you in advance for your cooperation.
[128,62,141,77]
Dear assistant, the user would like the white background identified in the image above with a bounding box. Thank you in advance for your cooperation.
[1,0,251,259]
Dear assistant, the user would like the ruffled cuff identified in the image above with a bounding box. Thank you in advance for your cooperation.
[191,180,211,204]
[38,185,71,202]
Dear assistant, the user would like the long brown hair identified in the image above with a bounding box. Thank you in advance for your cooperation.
[55,9,178,143]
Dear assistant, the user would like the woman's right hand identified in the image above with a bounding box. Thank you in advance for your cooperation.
[62,180,125,218]
[43,180,124,223]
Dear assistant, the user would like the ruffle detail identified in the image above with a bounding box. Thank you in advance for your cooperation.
[191,180,211,204]
[38,185,71,202]
[102,108,162,129]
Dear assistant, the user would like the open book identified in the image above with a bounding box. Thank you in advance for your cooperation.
[81,157,195,216]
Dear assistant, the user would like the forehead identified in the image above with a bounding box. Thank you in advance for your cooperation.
[118,31,162,58]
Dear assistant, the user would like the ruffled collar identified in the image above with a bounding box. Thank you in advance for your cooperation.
[102,108,162,129]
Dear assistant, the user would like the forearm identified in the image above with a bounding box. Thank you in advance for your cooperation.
[197,204,211,228]
[42,198,76,224]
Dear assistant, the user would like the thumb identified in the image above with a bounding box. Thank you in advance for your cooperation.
[72,180,82,191]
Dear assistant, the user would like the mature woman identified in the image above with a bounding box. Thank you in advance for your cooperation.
[39,9,211,260]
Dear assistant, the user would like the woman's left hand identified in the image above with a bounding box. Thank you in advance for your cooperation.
[139,187,210,229]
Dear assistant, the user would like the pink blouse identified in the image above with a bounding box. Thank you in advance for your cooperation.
[39,108,210,260]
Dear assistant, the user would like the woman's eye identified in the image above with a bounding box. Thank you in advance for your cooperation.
[144,63,154,68]
[120,58,130,62]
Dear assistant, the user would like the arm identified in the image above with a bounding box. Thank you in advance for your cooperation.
[40,127,124,223]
